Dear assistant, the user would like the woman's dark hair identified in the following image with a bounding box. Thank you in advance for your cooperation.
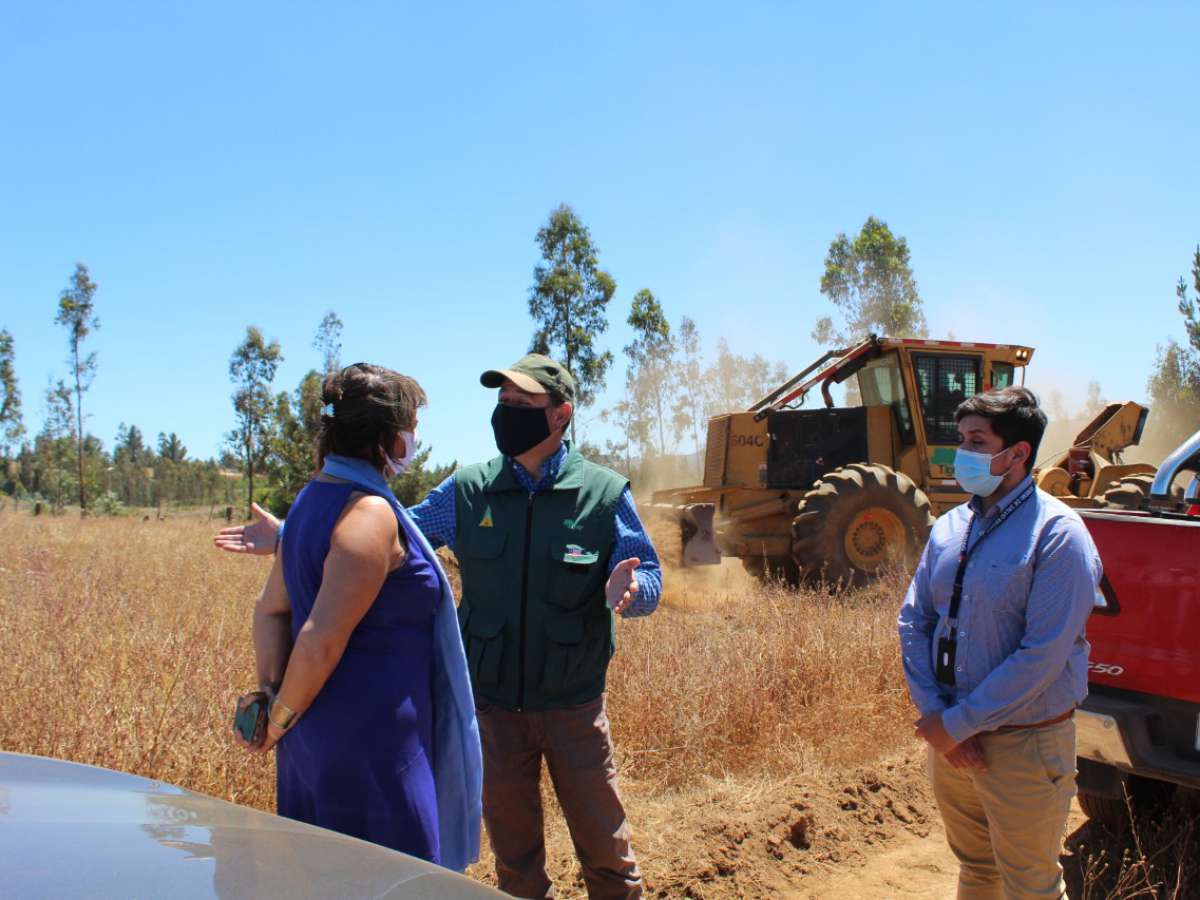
[954,386,1048,473]
[316,363,426,468]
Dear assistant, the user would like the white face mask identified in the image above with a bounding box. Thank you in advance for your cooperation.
[383,430,418,478]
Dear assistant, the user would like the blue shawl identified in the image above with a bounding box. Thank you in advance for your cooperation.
[319,454,482,872]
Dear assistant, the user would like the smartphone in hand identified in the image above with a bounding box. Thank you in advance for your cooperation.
[234,691,270,746]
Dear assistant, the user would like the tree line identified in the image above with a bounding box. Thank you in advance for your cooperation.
[224,312,457,518]
[527,207,929,484]
[0,268,453,517]
[206,204,855,517]
[2,213,911,516]
[0,264,245,515]
[4,226,1197,517]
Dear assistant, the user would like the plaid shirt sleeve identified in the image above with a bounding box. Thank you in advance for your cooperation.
[610,486,662,618]
[407,474,458,550]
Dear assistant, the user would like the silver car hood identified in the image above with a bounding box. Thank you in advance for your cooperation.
[0,752,499,899]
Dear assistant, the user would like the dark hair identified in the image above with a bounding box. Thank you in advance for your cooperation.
[316,363,426,468]
[954,386,1047,473]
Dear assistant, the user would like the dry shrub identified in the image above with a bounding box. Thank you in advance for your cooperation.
[607,562,916,790]
[1066,793,1200,900]
[0,509,913,811]
[0,511,272,810]
[23,508,1198,897]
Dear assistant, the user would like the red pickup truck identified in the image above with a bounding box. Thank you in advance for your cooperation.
[1075,431,1200,823]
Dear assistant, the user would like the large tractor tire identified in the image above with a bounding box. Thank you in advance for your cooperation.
[791,463,935,588]
[742,555,801,587]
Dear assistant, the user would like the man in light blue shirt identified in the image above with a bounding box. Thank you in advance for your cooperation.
[898,387,1101,900]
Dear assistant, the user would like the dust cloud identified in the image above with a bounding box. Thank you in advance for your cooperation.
[1038,407,1195,472]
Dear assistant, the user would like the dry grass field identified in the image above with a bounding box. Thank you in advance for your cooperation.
[2,508,1195,898]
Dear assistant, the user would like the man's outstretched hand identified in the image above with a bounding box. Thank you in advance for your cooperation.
[605,557,640,614]
[213,502,280,556]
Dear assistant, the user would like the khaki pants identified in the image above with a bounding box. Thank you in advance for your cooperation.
[476,694,641,900]
[929,719,1076,900]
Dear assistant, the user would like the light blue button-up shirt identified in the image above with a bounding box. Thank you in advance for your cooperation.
[897,474,1103,743]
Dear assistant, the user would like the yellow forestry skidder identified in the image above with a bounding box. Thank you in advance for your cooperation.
[651,335,1154,586]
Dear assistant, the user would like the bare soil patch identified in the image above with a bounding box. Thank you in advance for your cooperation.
[468,750,940,898]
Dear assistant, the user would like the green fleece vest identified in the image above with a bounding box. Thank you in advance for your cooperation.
[454,447,629,711]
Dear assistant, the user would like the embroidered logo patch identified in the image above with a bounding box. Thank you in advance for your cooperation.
[562,545,599,565]
[479,506,494,528]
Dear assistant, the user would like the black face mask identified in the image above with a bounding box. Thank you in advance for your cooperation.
[491,403,552,456]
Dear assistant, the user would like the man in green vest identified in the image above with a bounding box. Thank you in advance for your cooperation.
[431,353,662,898]
[215,352,662,899]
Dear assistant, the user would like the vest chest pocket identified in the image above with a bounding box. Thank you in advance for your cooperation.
[459,528,507,603]
[461,527,507,562]
[464,609,506,687]
[548,541,606,610]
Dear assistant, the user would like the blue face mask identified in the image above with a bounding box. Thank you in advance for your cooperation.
[954,447,1012,497]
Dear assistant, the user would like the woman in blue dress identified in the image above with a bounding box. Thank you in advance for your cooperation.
[234,363,480,868]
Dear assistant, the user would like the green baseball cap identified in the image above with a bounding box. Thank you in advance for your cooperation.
[480,353,577,402]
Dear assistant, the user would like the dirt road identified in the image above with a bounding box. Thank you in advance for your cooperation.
[469,753,1096,899]
[740,798,1090,899]
[794,806,1078,899]
[795,817,958,900]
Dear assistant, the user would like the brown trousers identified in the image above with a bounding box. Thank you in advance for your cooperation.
[929,719,1076,900]
[476,694,642,899]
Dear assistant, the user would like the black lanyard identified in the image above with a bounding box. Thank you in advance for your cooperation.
[936,481,1035,687]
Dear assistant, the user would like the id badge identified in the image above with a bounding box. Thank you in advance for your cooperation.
[935,637,957,686]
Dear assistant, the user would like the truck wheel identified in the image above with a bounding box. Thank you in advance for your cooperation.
[1078,777,1176,827]
[1077,790,1128,826]
[742,556,800,587]
[1101,474,1156,510]
[791,464,935,587]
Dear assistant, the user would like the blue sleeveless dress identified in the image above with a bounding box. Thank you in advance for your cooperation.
[277,479,441,863]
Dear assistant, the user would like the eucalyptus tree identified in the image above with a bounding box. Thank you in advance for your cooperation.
[812,217,928,346]
[228,326,282,517]
[528,203,616,440]
[54,263,100,512]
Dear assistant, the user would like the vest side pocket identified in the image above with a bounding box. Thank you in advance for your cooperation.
[465,609,506,687]
[540,613,611,703]
[541,615,587,695]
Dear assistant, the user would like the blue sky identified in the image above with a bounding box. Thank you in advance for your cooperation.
[2,2,1197,468]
